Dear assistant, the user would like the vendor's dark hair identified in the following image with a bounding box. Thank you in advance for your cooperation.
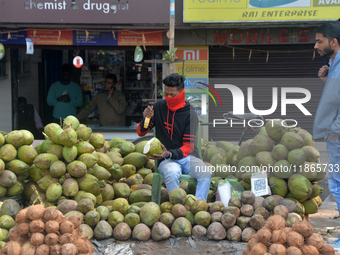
[163,73,185,89]
[18,97,27,104]
[315,22,340,44]
[106,73,117,84]
[61,64,73,74]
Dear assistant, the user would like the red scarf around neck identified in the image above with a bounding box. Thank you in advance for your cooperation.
[164,89,186,111]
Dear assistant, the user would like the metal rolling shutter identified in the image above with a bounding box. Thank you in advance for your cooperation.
[208,45,325,142]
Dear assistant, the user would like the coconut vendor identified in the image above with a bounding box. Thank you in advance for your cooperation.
[313,21,340,251]
[137,73,212,201]
[77,74,127,126]
[47,64,83,122]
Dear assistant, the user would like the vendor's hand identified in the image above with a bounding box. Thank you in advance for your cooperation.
[58,94,70,103]
[108,87,114,99]
[149,144,170,160]
[143,105,154,119]
[318,65,329,82]
[329,134,339,141]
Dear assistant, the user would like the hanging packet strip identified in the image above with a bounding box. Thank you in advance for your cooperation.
[0,44,4,60]
[224,178,244,199]
[25,38,34,54]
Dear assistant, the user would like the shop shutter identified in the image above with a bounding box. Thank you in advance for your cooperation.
[208,45,325,142]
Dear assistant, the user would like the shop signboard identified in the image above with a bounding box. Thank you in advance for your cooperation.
[27,30,73,45]
[184,0,340,23]
[117,31,163,46]
[0,29,27,44]
[73,31,118,46]
[0,0,169,24]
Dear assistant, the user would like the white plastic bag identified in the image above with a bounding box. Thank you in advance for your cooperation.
[215,182,231,207]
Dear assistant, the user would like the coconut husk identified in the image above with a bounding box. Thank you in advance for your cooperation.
[50,244,61,255]
[5,241,21,255]
[20,242,36,255]
[319,244,335,255]
[271,230,286,245]
[306,233,324,250]
[242,248,250,255]
[287,247,302,255]
[257,228,272,245]
[75,238,89,253]
[17,223,30,236]
[30,233,45,246]
[8,228,20,242]
[36,244,50,255]
[250,243,268,255]
[286,231,304,248]
[269,244,286,255]
[247,234,259,250]
[26,204,45,221]
[45,220,60,233]
[67,216,82,229]
[265,215,286,231]
[292,221,313,239]
[15,209,28,224]
[59,234,74,245]
[61,243,77,255]
[283,227,292,236]
[29,219,45,233]
[43,208,59,222]
[45,233,59,246]
[60,220,74,234]
[301,245,320,255]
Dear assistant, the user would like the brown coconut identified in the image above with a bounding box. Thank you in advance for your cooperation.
[30,219,45,233]
[21,242,36,255]
[75,238,91,254]
[256,228,272,244]
[5,241,21,255]
[265,215,286,231]
[59,234,74,245]
[271,230,286,245]
[46,220,60,233]
[286,231,304,248]
[306,233,324,250]
[43,208,59,221]
[250,243,267,255]
[17,223,30,236]
[50,244,61,255]
[61,243,77,255]
[67,215,82,229]
[8,228,20,242]
[287,247,303,255]
[319,244,335,255]
[283,227,292,235]
[36,244,50,255]
[26,204,45,221]
[242,248,251,255]
[30,233,45,246]
[301,245,320,255]
[15,208,28,224]
[292,221,313,239]
[45,233,59,246]
[269,244,286,255]
[60,220,74,234]
[247,234,259,250]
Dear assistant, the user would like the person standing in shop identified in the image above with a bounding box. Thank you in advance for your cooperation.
[47,64,83,122]
[77,74,127,126]
[313,21,340,251]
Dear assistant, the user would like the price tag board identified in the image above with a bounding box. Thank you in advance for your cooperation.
[251,172,271,197]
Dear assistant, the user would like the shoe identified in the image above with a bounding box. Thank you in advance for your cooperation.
[331,238,340,252]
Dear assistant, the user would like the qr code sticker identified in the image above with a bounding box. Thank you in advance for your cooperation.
[253,179,266,192]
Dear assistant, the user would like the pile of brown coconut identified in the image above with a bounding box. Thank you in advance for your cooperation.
[0,204,94,255]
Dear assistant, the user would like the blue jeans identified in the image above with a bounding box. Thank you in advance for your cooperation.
[327,137,340,214]
[158,155,212,201]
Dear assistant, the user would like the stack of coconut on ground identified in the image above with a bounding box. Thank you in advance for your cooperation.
[0,204,93,255]
[244,215,338,255]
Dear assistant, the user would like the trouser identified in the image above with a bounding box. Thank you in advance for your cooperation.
[158,155,212,201]
[326,137,340,215]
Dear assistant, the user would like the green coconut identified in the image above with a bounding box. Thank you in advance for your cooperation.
[17,145,38,165]
[272,160,293,179]
[281,132,303,151]
[169,188,187,205]
[63,115,80,130]
[251,134,275,155]
[140,202,161,227]
[288,174,313,200]
[46,183,63,202]
[97,206,110,221]
[143,137,163,157]
[269,177,288,197]
[94,220,113,240]
[80,224,94,239]
[89,133,106,149]
[265,119,287,141]
[171,217,192,237]
[108,211,125,228]
[0,199,21,217]
[76,124,92,141]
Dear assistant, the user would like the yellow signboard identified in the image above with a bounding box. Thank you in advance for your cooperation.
[184,0,340,23]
